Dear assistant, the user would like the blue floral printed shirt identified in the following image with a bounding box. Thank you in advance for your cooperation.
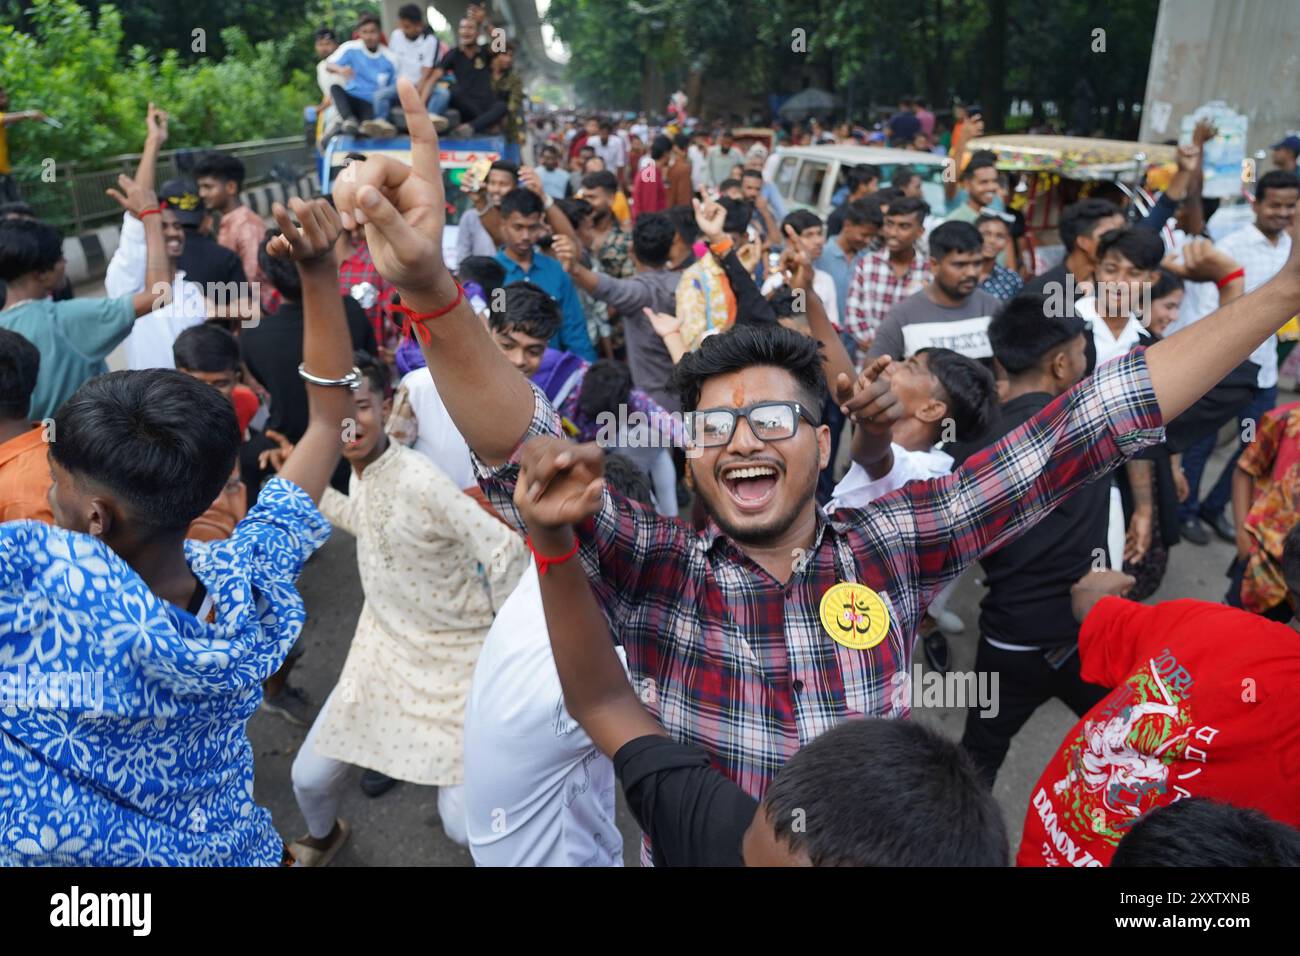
[0,478,330,866]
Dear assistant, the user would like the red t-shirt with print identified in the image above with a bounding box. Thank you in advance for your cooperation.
[1016,597,1300,867]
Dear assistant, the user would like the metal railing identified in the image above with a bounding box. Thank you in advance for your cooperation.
[10,136,315,234]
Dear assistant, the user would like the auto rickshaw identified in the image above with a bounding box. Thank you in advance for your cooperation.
[963,134,1178,271]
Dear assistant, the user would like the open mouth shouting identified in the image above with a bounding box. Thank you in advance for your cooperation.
[719,459,783,512]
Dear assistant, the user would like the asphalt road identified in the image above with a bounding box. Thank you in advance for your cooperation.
[248,439,1246,867]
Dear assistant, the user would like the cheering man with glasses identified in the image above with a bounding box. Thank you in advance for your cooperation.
[330,80,1300,827]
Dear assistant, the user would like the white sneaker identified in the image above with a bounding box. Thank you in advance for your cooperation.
[428,112,449,133]
[360,118,397,138]
[933,608,965,634]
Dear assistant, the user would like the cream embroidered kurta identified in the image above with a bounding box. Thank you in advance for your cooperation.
[318,441,527,786]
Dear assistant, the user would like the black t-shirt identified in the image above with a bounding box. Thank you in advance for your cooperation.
[887,112,921,144]
[439,45,494,112]
[177,229,248,289]
[240,296,375,443]
[1021,262,1073,298]
[614,735,758,867]
[971,392,1111,648]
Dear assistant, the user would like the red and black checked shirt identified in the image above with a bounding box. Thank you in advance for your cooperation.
[476,349,1165,800]
[338,242,397,357]
[844,245,931,353]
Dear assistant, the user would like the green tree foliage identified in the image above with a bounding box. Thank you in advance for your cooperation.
[0,0,384,170]
[548,0,1158,133]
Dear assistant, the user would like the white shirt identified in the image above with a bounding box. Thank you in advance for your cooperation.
[397,368,475,489]
[828,443,954,511]
[1163,231,1218,339]
[1216,223,1292,388]
[591,134,627,172]
[387,30,441,85]
[104,213,206,371]
[1076,296,1144,369]
[463,563,625,867]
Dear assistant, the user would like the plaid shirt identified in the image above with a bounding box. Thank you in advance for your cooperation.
[475,348,1164,799]
[844,245,931,351]
[338,242,398,359]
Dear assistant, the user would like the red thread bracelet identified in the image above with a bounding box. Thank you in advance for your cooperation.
[138,206,162,219]
[526,535,580,576]
[392,282,465,346]
[1216,268,1245,289]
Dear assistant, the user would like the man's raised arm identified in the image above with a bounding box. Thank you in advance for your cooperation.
[1147,217,1300,420]
[330,79,535,467]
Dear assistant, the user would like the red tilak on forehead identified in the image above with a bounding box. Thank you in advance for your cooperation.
[731,383,745,407]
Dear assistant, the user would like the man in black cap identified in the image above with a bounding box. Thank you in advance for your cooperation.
[1272,135,1300,175]
[166,178,248,292]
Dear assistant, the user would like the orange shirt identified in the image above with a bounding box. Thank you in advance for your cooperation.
[0,425,54,523]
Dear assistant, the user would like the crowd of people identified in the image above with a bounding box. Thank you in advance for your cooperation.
[1,15,1300,870]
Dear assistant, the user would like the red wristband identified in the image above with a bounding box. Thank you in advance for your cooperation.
[138,206,162,219]
[1216,268,1245,289]
[392,282,465,346]
[526,534,580,576]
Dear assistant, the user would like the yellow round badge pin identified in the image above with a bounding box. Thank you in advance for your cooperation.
[819,583,890,650]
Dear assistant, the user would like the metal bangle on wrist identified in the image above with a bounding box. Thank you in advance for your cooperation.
[297,364,363,389]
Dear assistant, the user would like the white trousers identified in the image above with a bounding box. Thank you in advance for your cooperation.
[290,688,468,846]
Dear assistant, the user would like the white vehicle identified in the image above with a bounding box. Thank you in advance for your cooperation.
[763,144,950,220]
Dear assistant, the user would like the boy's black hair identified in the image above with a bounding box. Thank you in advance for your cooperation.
[719,197,752,235]
[845,164,881,193]
[172,323,241,373]
[0,219,64,281]
[50,370,240,533]
[353,349,390,396]
[193,152,246,190]
[975,212,1012,234]
[928,221,982,260]
[0,328,40,420]
[457,255,507,297]
[717,178,743,194]
[960,150,998,180]
[632,212,675,268]
[581,170,618,194]
[488,281,561,341]
[767,285,798,320]
[672,132,690,151]
[356,12,381,29]
[1112,798,1300,867]
[884,194,930,223]
[988,293,1086,374]
[842,198,883,228]
[489,159,520,180]
[667,204,700,246]
[500,187,545,219]
[890,167,920,192]
[740,168,763,182]
[1255,169,1300,203]
[672,324,826,416]
[554,197,594,230]
[603,452,655,508]
[576,359,632,420]
[763,717,1008,866]
[650,135,672,161]
[0,201,36,219]
[1058,198,1120,252]
[917,347,997,441]
[258,231,302,301]
[1150,267,1184,302]
[782,209,822,235]
[313,26,338,42]
[397,3,423,21]
[1096,226,1165,271]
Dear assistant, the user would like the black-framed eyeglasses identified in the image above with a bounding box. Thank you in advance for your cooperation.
[688,401,818,448]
